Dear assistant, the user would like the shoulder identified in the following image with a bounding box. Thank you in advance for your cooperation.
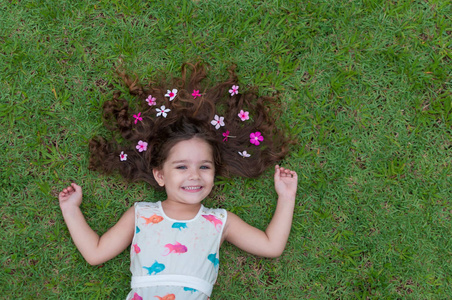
[221,210,241,242]
[134,201,161,212]
[201,205,227,218]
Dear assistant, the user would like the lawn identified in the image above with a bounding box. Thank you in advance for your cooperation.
[1,0,451,299]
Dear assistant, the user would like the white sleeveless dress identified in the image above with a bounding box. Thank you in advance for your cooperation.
[126,201,227,300]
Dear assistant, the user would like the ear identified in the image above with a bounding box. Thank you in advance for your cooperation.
[152,168,165,187]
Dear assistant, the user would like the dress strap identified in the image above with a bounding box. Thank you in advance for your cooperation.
[131,275,213,296]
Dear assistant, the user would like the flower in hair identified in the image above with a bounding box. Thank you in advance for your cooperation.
[238,110,249,121]
[192,90,201,99]
[165,89,178,101]
[133,112,142,124]
[146,95,156,106]
[223,130,235,142]
[250,132,264,146]
[156,105,170,118]
[238,150,251,158]
[119,151,128,161]
[229,85,239,96]
[136,140,148,152]
[211,115,225,130]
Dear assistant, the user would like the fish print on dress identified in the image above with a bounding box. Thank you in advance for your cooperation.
[183,287,198,293]
[171,222,188,231]
[130,293,143,300]
[141,214,164,225]
[136,226,140,234]
[207,253,219,267]
[143,261,165,275]
[133,244,141,254]
[163,242,187,255]
[154,294,175,300]
[202,215,223,232]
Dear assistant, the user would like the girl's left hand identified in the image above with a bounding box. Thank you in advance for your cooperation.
[274,165,298,199]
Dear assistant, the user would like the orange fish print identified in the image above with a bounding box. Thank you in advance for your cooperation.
[154,294,175,300]
[141,214,163,225]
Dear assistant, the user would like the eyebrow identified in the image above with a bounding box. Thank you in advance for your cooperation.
[171,160,214,164]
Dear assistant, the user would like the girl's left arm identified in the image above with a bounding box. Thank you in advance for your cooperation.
[223,165,298,258]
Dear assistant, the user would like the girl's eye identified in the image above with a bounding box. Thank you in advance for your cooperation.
[176,166,187,170]
[200,166,210,170]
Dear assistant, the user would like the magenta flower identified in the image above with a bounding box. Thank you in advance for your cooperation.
[136,140,148,152]
[146,95,156,106]
[165,89,178,101]
[133,112,142,124]
[229,85,239,96]
[223,130,230,142]
[250,132,264,146]
[211,115,225,130]
[119,151,127,161]
[238,110,249,121]
[192,90,201,99]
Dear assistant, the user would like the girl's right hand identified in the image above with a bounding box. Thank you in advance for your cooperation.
[58,183,83,211]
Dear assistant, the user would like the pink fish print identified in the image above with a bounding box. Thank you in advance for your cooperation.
[133,243,141,254]
[163,242,187,255]
[202,214,223,232]
[131,292,143,300]
[154,294,175,300]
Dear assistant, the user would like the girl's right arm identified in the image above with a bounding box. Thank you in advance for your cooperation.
[59,183,135,265]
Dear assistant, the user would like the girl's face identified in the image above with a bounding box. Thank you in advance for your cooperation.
[152,137,215,205]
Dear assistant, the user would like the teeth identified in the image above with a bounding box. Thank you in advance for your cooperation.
[183,186,201,190]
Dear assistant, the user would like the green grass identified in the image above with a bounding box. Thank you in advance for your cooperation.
[1,0,451,298]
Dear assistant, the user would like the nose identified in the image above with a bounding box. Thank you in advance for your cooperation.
[188,168,200,180]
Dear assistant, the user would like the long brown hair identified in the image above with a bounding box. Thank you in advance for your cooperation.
[89,62,294,188]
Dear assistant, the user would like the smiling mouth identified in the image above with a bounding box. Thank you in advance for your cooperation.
[182,186,203,191]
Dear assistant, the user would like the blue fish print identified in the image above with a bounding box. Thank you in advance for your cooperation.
[143,261,165,275]
[183,287,198,293]
[136,226,140,234]
[172,222,188,231]
[207,253,219,267]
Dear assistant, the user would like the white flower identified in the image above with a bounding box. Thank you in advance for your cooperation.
[211,115,225,130]
[165,89,178,101]
[238,151,251,158]
[119,151,128,161]
[156,105,171,118]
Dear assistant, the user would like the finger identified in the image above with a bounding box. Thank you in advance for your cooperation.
[274,165,281,179]
[71,183,82,192]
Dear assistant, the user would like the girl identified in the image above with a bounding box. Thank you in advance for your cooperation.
[59,63,298,299]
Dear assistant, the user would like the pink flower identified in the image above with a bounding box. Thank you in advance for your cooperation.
[238,150,251,158]
[211,115,225,130]
[192,90,201,99]
[136,140,148,152]
[250,132,264,146]
[133,112,142,124]
[165,89,178,101]
[238,110,249,121]
[146,95,156,106]
[119,151,127,161]
[229,85,239,96]
[156,105,170,118]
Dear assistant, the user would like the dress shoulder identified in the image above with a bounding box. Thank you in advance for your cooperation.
[200,206,228,223]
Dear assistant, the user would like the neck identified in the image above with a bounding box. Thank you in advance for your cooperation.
[161,200,202,220]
